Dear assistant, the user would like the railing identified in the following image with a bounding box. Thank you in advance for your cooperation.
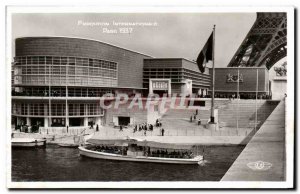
[98,126,253,137]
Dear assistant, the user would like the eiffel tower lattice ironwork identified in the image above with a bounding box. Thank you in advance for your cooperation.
[227,12,287,69]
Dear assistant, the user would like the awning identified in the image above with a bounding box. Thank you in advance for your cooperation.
[136,141,194,150]
[87,138,194,150]
[87,139,128,146]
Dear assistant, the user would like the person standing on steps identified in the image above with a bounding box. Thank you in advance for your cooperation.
[161,128,165,136]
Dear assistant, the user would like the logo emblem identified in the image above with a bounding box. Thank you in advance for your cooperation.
[247,161,272,171]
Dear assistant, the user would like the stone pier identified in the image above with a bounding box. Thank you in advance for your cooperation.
[221,99,286,181]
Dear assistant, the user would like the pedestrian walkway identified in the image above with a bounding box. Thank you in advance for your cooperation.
[221,99,285,181]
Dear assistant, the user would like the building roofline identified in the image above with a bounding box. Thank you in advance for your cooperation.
[15,36,154,58]
[144,58,197,64]
[210,67,267,69]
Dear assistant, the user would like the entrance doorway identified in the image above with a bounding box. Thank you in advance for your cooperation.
[118,116,130,126]
[153,90,168,97]
[69,118,83,126]
[51,118,65,127]
[31,118,44,127]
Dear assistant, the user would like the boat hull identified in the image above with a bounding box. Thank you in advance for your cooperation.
[12,140,46,148]
[79,146,202,164]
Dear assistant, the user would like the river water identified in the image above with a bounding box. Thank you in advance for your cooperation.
[12,145,244,182]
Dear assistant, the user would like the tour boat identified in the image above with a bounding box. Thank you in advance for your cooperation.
[78,137,203,165]
[11,138,46,148]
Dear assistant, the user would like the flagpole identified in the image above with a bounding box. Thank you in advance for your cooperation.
[255,68,258,131]
[210,25,216,123]
[236,68,239,131]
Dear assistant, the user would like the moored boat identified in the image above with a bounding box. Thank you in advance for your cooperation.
[79,137,203,165]
[12,138,46,148]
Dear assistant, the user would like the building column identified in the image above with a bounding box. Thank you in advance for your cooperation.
[149,80,153,95]
[65,118,69,127]
[27,103,30,125]
[44,104,49,127]
[65,102,69,127]
[17,117,22,126]
[44,117,49,127]
[26,117,31,133]
[84,117,89,127]
[168,79,171,97]
[83,103,89,127]
[26,117,31,126]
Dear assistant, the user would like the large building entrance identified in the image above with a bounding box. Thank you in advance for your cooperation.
[118,116,130,126]
[149,79,171,97]
[152,90,168,97]
[69,118,84,126]
[31,118,44,126]
[51,118,65,127]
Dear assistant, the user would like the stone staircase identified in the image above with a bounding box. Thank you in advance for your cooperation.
[160,99,279,130]
[218,100,279,128]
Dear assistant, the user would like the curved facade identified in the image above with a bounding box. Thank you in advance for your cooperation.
[12,37,151,128]
[15,37,151,88]
[14,55,118,87]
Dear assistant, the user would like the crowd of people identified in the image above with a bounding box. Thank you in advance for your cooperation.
[149,150,193,159]
[215,93,272,100]
[130,119,165,136]
[15,123,40,133]
[191,93,272,100]
[87,145,124,155]
[86,145,193,159]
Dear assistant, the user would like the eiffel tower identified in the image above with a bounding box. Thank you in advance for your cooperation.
[227,12,287,69]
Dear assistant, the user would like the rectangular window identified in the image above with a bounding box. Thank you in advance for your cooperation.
[80,104,84,115]
[27,57,32,64]
[46,56,52,65]
[32,56,39,65]
[82,58,89,66]
[89,59,93,67]
[61,57,68,65]
[53,57,61,65]
[69,57,75,66]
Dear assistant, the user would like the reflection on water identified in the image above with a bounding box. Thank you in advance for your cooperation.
[12,145,244,181]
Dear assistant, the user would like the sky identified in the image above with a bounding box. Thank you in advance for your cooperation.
[11,13,256,67]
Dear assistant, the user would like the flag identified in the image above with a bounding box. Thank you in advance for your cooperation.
[197,32,213,73]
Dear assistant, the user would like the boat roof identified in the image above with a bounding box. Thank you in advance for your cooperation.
[87,137,194,150]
